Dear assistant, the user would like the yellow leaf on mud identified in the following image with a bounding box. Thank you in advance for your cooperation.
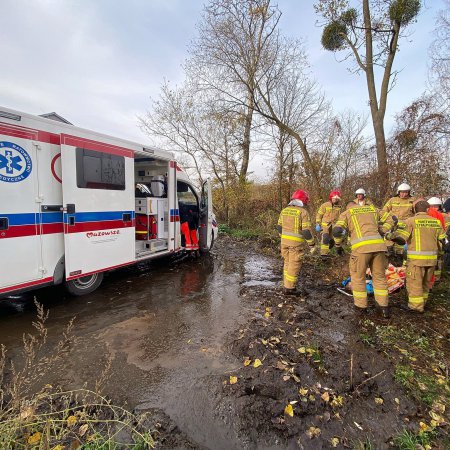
[297,347,306,354]
[28,432,41,444]
[430,420,439,428]
[429,411,445,425]
[79,423,89,437]
[330,395,344,408]
[394,398,400,405]
[432,402,445,414]
[264,312,271,318]
[253,359,262,368]
[330,437,340,447]
[261,339,268,345]
[44,384,53,389]
[306,348,315,355]
[419,421,431,433]
[52,445,64,450]
[374,397,384,405]
[418,382,427,391]
[306,426,321,438]
[321,392,330,402]
[229,376,238,385]
[284,404,294,417]
[308,394,315,402]
[299,388,308,396]
[19,406,34,420]
[265,307,272,312]
[435,375,445,385]
[244,358,252,366]
[67,415,77,427]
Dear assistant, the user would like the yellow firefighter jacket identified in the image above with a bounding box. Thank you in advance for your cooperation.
[353,197,374,207]
[278,206,314,247]
[393,212,446,266]
[380,196,415,224]
[335,204,392,254]
[316,201,342,228]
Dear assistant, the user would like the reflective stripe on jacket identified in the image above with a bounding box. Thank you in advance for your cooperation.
[335,205,391,254]
[316,201,342,228]
[278,206,314,247]
[393,212,446,266]
[380,196,415,223]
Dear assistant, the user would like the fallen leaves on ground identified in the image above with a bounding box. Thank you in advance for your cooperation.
[306,426,321,438]
[253,359,262,368]
[230,376,238,385]
[28,432,41,444]
[284,404,294,417]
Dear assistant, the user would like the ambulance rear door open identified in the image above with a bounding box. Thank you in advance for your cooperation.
[60,134,135,280]
[199,179,212,251]
[133,154,178,258]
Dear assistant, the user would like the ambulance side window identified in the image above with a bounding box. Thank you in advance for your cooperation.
[76,148,125,190]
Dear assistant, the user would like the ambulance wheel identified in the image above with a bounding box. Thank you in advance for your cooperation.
[65,273,104,296]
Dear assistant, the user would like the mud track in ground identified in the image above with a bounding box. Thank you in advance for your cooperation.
[1,236,448,449]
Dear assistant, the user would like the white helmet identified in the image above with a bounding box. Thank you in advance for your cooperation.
[397,183,411,192]
[428,197,442,206]
[355,188,366,196]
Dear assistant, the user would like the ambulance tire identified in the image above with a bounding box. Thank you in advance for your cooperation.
[65,273,104,296]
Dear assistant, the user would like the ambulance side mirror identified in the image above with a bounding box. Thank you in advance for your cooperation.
[66,204,76,215]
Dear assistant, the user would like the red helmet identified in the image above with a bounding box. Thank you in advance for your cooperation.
[291,190,310,205]
[329,190,342,201]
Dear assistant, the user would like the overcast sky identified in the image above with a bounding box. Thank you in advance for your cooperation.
[0,0,444,178]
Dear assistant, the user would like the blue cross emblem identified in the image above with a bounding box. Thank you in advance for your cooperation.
[0,141,32,183]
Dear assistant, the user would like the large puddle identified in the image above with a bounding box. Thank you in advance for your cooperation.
[0,241,279,449]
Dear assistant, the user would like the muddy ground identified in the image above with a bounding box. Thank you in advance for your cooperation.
[0,235,448,449]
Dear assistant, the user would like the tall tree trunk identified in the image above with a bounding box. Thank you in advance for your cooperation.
[240,93,254,184]
[363,0,389,197]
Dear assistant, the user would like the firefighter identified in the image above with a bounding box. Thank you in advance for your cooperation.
[427,197,446,282]
[380,183,415,257]
[333,201,393,318]
[315,190,343,257]
[354,188,374,206]
[385,200,446,312]
[277,190,315,295]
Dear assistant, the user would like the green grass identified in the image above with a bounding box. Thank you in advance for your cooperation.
[218,224,260,239]
[359,333,375,347]
[394,365,443,406]
[392,429,434,450]
[353,437,376,450]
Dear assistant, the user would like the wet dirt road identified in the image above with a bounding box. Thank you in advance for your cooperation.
[0,237,279,449]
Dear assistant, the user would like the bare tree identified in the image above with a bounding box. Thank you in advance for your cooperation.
[387,95,449,196]
[315,0,421,196]
[429,0,450,108]
[187,0,282,184]
[332,109,370,189]
[139,81,245,223]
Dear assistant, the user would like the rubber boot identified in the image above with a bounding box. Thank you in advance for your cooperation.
[283,288,297,296]
[353,305,368,315]
[380,306,390,319]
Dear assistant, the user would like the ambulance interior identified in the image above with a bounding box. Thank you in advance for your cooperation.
[134,155,170,258]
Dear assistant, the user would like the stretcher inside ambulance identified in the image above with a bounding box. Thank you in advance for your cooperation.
[0,106,217,299]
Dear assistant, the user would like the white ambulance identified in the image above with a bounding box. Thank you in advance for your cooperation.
[0,106,217,298]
